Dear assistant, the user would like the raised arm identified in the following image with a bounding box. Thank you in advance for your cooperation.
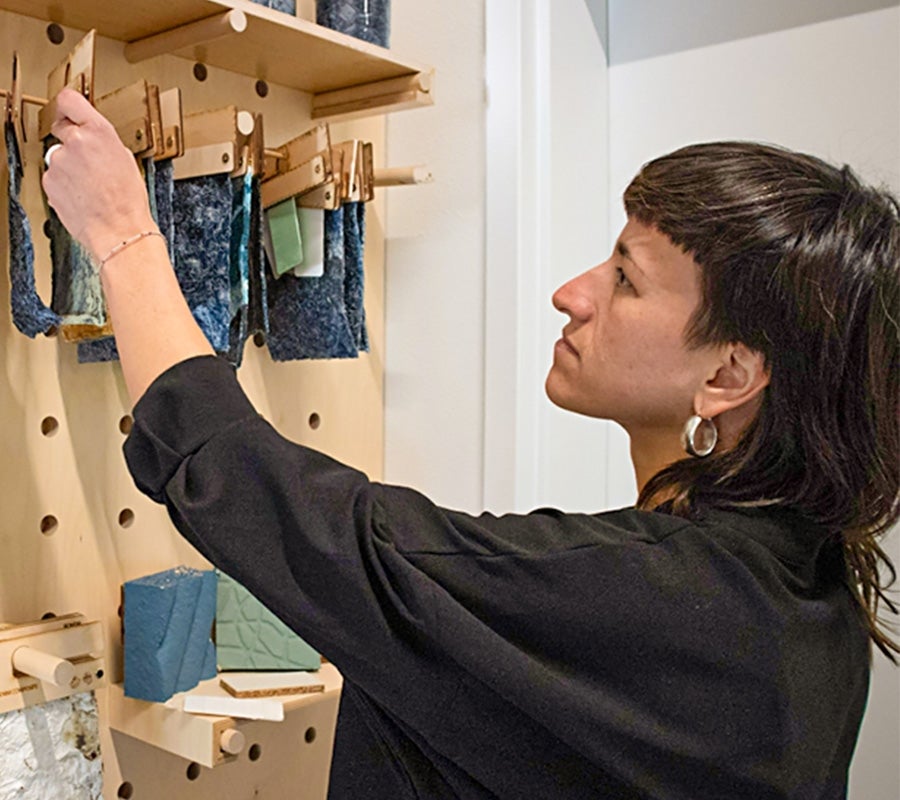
[41,87,214,404]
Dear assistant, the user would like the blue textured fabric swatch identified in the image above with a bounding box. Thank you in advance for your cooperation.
[265,204,358,361]
[5,121,60,337]
[250,0,296,13]
[226,169,253,367]
[78,158,177,363]
[172,174,233,353]
[123,566,217,703]
[317,0,390,46]
[343,201,369,352]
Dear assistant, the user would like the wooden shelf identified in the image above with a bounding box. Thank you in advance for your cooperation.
[106,664,343,768]
[0,0,433,107]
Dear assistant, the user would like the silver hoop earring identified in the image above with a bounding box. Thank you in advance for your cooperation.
[682,414,718,457]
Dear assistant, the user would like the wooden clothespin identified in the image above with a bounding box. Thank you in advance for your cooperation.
[38,29,96,140]
[4,52,26,170]
[173,105,255,180]
[155,87,185,161]
[94,79,160,158]
[261,122,336,209]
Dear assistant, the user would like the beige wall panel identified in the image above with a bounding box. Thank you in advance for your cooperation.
[0,7,386,798]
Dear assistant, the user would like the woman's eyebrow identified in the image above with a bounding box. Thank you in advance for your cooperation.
[616,240,647,279]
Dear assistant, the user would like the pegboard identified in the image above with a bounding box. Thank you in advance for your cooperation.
[0,5,388,797]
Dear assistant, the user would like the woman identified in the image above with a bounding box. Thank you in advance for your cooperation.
[43,88,898,799]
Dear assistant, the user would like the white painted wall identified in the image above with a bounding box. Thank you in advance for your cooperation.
[384,0,487,513]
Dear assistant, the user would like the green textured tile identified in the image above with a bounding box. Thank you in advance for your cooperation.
[215,571,320,671]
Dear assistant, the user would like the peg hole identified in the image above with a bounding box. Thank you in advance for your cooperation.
[40,515,58,536]
[193,63,208,82]
[46,23,65,45]
[41,611,57,620]
[255,80,269,98]
[43,219,53,238]
[305,727,317,744]
[117,783,134,799]
[118,509,135,529]
[41,416,59,437]
[119,415,133,435]
[253,332,266,348]
[186,762,201,781]
[248,743,262,761]
[308,413,321,430]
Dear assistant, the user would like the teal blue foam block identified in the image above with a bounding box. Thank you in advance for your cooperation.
[123,566,217,702]
[216,570,320,671]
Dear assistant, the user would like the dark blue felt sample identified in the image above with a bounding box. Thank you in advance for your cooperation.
[172,174,233,354]
[5,122,60,337]
[343,201,368,352]
[317,0,390,46]
[265,204,359,361]
[250,0,296,13]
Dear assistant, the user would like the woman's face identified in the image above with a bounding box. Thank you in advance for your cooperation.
[546,218,718,435]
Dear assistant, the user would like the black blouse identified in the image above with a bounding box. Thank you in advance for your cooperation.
[124,355,869,799]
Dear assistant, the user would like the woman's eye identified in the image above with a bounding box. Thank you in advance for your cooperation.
[614,267,632,288]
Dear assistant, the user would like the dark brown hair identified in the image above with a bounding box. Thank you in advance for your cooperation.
[625,142,900,659]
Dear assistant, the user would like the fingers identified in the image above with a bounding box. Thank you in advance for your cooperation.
[54,87,97,126]
[50,88,110,143]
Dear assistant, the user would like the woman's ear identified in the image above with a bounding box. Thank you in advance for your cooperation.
[694,343,770,420]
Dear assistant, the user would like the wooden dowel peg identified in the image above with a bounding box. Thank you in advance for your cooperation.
[237,110,255,137]
[124,10,248,64]
[0,89,48,106]
[219,728,246,755]
[264,148,285,160]
[374,165,433,187]
[12,646,76,688]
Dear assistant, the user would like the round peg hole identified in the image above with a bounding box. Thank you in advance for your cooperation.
[253,332,266,348]
[186,762,201,781]
[43,219,53,238]
[304,727,317,744]
[255,79,269,98]
[118,509,135,529]
[248,743,262,761]
[119,415,133,435]
[308,413,321,430]
[193,62,208,82]
[40,515,58,536]
[40,416,59,437]
[117,783,134,799]
[46,23,65,45]
[41,611,57,620]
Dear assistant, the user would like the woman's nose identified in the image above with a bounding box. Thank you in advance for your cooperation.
[552,267,600,321]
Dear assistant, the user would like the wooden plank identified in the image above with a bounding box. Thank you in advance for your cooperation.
[0,0,429,96]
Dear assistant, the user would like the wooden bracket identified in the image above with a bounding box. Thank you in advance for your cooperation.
[0,614,107,714]
[157,87,185,161]
[38,29,96,140]
[95,79,157,157]
[124,9,248,64]
[172,105,254,180]
[261,122,335,208]
[311,69,434,121]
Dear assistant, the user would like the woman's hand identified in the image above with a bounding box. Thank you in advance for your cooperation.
[41,87,157,263]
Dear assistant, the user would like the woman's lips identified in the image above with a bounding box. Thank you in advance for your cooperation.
[555,335,579,358]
